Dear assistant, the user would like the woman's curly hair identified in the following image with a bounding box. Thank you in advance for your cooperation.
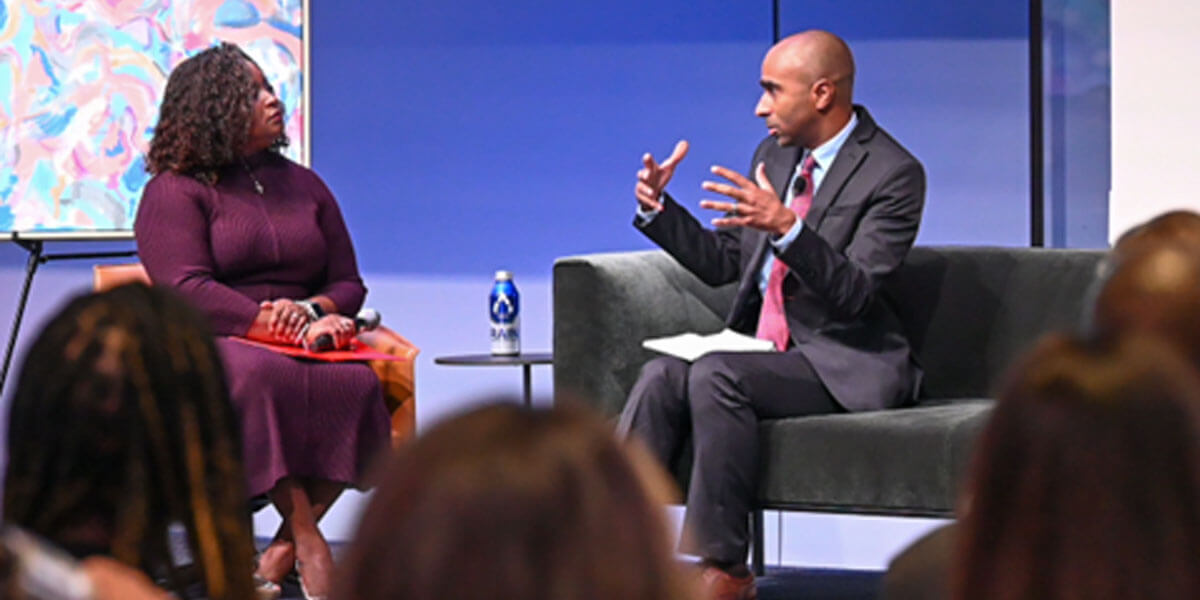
[147,42,288,183]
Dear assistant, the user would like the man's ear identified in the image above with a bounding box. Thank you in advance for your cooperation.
[812,78,835,112]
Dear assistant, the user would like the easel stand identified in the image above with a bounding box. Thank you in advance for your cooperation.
[1,234,137,394]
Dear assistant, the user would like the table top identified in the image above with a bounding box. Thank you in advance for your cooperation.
[434,352,553,366]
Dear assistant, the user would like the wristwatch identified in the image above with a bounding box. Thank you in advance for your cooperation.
[298,300,325,321]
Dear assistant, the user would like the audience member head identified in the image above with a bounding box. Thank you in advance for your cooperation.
[147,41,288,182]
[953,332,1200,599]
[757,29,855,148]
[1111,209,1200,260]
[1091,243,1200,367]
[334,401,691,600]
[2,284,255,600]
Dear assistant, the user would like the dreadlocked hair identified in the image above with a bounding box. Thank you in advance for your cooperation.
[146,42,288,183]
[3,283,256,600]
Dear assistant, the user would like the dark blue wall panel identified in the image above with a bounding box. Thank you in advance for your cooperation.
[307,0,1035,277]
[310,1,772,277]
[780,0,1027,40]
[314,1,771,45]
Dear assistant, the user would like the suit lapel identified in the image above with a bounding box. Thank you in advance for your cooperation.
[806,146,864,230]
[807,107,873,230]
[764,145,801,202]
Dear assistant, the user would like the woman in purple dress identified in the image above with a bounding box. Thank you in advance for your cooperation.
[135,43,389,599]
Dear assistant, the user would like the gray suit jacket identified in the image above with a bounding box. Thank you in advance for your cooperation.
[637,105,925,411]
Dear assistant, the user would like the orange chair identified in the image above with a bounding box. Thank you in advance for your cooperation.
[357,325,418,445]
[92,263,151,291]
[92,263,418,445]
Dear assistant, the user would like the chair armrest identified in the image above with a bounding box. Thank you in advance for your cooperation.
[93,263,150,292]
[358,325,419,446]
[553,250,736,418]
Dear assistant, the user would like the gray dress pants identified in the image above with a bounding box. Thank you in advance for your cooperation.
[617,350,840,564]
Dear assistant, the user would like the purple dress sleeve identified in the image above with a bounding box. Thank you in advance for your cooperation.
[135,173,261,335]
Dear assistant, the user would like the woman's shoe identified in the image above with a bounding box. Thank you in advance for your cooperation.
[295,560,328,600]
[253,573,282,600]
[253,542,295,584]
[253,545,292,600]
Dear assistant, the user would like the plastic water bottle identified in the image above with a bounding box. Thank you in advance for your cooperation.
[490,270,520,355]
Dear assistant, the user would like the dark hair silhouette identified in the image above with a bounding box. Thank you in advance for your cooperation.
[954,332,1200,600]
[1092,243,1200,368]
[3,284,256,600]
[1112,210,1200,259]
[335,402,691,600]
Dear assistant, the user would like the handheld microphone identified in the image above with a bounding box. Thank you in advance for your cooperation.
[313,308,381,352]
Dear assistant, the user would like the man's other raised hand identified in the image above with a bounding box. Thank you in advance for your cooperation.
[701,163,795,236]
[636,140,689,212]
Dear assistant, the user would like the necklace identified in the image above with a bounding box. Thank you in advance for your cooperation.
[240,158,264,195]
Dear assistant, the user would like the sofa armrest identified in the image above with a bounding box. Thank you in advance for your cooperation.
[553,250,737,417]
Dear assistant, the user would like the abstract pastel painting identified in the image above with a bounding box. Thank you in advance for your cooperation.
[0,0,307,235]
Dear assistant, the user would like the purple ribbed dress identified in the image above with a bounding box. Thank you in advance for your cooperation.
[134,151,390,497]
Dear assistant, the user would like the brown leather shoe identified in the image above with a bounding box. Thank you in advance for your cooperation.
[700,566,757,600]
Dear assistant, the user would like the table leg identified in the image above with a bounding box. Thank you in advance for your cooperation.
[522,363,532,408]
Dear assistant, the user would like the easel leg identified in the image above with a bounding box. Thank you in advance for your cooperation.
[1,241,44,394]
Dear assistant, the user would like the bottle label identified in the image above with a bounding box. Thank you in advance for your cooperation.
[490,317,520,355]
[491,290,517,324]
[490,283,520,355]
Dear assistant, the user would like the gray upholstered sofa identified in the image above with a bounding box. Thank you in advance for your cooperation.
[553,245,1105,569]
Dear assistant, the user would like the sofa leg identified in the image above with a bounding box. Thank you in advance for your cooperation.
[751,509,765,576]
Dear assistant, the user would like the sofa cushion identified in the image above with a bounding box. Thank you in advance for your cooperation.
[885,247,1104,400]
[758,400,993,516]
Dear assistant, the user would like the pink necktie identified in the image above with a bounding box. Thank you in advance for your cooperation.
[756,155,816,351]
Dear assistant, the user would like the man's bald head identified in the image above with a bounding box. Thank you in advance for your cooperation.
[768,30,856,105]
[1093,244,1200,367]
[755,30,857,148]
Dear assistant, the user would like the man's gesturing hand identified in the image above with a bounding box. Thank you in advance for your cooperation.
[636,140,689,212]
[700,163,797,236]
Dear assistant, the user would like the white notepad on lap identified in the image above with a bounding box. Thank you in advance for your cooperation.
[641,328,775,362]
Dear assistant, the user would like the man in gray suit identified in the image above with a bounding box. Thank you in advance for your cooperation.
[618,30,925,599]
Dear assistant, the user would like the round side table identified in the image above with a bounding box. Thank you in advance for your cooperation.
[433,352,553,407]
